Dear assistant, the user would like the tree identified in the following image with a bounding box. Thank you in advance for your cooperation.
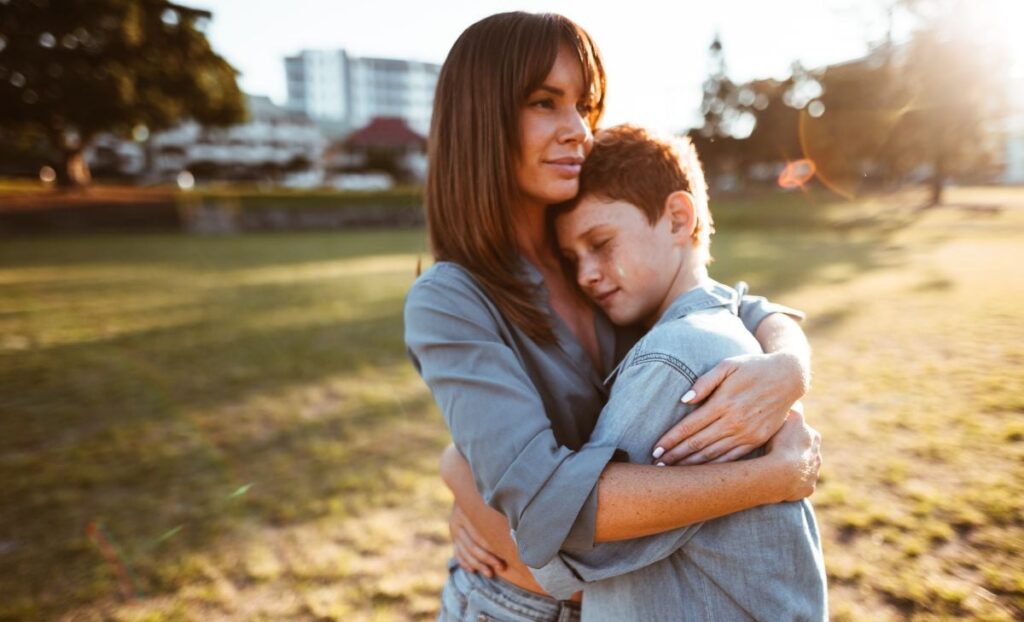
[693,36,825,187]
[693,35,754,183]
[0,0,246,187]
[801,49,908,197]
[882,0,1010,205]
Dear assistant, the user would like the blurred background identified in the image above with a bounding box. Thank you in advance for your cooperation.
[0,1,1021,620]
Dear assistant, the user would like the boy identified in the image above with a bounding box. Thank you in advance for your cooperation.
[532,125,827,621]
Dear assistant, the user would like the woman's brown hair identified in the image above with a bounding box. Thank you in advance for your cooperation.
[425,12,606,343]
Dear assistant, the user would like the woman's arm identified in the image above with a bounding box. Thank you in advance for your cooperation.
[406,270,618,567]
[594,411,817,540]
[444,410,817,570]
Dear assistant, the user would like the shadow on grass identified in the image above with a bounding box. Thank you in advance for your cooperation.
[708,227,912,299]
[1,307,444,619]
[5,388,446,619]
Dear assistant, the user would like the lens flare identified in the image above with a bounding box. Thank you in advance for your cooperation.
[777,159,816,189]
[796,102,911,200]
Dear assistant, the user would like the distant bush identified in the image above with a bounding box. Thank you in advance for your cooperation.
[191,186,423,211]
[179,187,425,232]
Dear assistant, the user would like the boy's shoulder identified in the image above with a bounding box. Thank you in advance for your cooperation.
[620,281,762,379]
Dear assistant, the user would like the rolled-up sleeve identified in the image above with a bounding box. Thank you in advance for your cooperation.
[404,268,617,567]
[531,358,706,598]
[737,284,806,334]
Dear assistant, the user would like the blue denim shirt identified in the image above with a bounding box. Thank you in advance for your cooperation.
[404,260,798,569]
[531,280,827,621]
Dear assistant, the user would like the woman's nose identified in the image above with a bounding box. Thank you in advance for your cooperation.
[559,107,590,145]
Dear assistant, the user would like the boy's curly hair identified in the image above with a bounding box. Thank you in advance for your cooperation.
[556,124,714,263]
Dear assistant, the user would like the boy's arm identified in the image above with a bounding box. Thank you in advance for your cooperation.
[441,445,560,594]
[654,311,811,466]
[440,444,512,578]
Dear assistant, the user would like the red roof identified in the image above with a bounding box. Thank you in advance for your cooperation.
[345,117,426,149]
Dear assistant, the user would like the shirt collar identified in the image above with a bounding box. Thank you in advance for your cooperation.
[517,255,547,287]
[651,279,740,329]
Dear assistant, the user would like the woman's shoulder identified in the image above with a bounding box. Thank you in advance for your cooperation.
[410,261,483,297]
[406,261,496,315]
[404,260,514,345]
[415,260,476,286]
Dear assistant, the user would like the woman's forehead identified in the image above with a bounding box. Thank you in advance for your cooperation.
[536,45,588,96]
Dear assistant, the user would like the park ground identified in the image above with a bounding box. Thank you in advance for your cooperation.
[1,187,1021,621]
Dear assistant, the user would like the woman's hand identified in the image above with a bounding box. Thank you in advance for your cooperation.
[449,502,508,578]
[763,410,822,502]
[652,351,807,466]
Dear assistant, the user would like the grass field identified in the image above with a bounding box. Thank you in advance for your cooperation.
[1,188,1021,620]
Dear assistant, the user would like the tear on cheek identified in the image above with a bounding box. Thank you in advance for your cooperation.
[616,264,627,279]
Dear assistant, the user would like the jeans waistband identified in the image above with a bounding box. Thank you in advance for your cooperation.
[451,560,581,618]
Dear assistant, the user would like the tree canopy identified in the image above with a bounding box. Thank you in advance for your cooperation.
[0,0,246,185]
[691,0,1011,204]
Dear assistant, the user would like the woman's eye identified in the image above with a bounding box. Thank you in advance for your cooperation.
[531,98,555,109]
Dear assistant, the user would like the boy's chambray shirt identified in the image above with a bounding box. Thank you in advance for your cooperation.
[404,260,798,570]
[531,280,827,622]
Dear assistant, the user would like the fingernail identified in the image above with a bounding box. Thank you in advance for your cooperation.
[652,446,665,459]
[656,461,666,467]
[681,390,696,404]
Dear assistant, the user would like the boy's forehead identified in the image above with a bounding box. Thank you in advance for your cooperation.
[556,195,644,238]
[556,195,605,234]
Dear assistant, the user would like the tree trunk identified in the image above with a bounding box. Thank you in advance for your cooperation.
[928,153,945,207]
[59,148,93,188]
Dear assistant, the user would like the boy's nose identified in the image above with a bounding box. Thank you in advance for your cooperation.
[577,257,601,288]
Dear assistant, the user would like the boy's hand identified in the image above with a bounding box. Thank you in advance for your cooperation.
[651,352,805,465]
[449,503,507,578]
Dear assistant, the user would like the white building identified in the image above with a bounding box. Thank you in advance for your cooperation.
[148,95,326,181]
[285,50,440,137]
[1003,81,1024,184]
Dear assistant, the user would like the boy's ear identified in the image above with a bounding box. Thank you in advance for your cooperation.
[665,191,697,242]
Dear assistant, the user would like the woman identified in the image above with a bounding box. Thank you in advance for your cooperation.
[404,12,819,621]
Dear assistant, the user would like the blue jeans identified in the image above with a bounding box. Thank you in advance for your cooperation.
[439,560,581,622]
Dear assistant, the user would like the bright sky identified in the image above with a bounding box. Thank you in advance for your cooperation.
[184,0,1024,133]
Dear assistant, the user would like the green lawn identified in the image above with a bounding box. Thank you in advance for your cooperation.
[1,188,1021,620]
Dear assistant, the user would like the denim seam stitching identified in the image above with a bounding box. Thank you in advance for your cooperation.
[627,352,698,384]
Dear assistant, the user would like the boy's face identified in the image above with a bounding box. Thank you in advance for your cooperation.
[556,195,681,327]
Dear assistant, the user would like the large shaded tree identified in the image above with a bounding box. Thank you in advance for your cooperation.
[692,36,821,188]
[0,0,245,186]
[799,49,908,197]
[892,0,1009,205]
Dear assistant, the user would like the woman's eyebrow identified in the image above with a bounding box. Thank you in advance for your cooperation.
[537,84,565,97]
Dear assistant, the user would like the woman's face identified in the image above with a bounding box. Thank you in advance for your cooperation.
[516,45,595,208]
